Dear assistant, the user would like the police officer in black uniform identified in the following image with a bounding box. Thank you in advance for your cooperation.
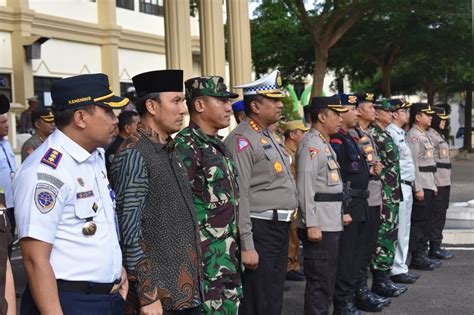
[330,94,370,315]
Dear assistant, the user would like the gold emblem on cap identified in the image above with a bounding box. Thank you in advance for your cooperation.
[366,93,374,101]
[348,95,357,104]
[82,220,97,236]
[277,75,282,87]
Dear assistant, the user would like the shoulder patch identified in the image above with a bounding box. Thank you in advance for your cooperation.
[309,147,319,159]
[237,136,250,152]
[411,136,418,144]
[41,148,63,169]
[330,138,343,145]
[34,183,58,214]
[37,173,64,189]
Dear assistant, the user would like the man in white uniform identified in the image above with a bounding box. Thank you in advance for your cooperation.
[14,74,128,315]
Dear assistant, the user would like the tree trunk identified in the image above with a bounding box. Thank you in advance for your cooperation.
[464,85,473,152]
[381,64,392,98]
[425,84,435,106]
[311,47,328,96]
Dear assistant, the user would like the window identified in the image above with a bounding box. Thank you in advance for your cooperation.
[0,74,12,102]
[139,0,163,16]
[117,0,134,10]
[34,76,61,107]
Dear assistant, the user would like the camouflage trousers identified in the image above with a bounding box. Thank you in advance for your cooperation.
[371,202,400,271]
[201,274,242,315]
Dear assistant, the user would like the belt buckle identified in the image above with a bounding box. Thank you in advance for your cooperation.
[110,283,120,294]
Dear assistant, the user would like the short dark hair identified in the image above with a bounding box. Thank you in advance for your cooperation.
[135,92,160,116]
[310,107,330,124]
[243,94,265,116]
[53,105,95,130]
[118,111,139,132]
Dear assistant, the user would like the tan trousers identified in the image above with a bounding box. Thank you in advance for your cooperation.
[287,219,301,271]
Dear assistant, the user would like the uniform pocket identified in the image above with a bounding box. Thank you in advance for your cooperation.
[327,158,341,186]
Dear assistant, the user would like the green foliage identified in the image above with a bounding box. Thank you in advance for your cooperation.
[251,0,313,83]
[281,95,302,121]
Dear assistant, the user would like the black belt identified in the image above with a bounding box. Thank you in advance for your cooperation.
[350,189,370,199]
[57,279,120,295]
[436,162,451,169]
[419,165,436,173]
[314,193,343,202]
[401,180,413,186]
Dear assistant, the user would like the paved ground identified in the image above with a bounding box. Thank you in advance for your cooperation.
[282,247,474,315]
[450,157,474,202]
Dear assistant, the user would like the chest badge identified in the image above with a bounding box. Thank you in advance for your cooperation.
[77,177,85,187]
[260,138,268,145]
[274,160,283,173]
[82,218,97,236]
[331,171,339,182]
[92,202,98,212]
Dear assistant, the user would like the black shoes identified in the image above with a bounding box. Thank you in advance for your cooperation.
[354,287,384,312]
[409,254,435,271]
[370,291,391,307]
[429,244,454,260]
[333,301,362,315]
[425,256,442,268]
[371,270,408,297]
[390,273,418,284]
[286,270,305,281]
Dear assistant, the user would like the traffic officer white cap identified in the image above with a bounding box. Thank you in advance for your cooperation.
[235,70,287,98]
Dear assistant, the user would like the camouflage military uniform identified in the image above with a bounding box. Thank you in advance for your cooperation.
[175,76,242,315]
[370,123,402,271]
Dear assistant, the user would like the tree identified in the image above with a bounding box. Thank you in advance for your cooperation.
[330,0,468,98]
[251,0,372,96]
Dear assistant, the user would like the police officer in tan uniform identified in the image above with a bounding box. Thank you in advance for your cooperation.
[283,120,309,282]
[296,96,348,315]
[406,103,440,271]
[427,107,454,260]
[224,70,298,315]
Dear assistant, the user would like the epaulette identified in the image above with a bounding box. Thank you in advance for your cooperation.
[248,120,261,132]
[41,148,63,169]
[330,138,343,145]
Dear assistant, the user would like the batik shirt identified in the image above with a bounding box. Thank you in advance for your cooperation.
[175,122,241,281]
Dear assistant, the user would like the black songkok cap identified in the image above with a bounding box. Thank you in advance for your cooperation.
[132,70,184,97]
[0,94,10,114]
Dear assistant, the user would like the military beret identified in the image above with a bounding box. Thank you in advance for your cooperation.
[232,100,244,112]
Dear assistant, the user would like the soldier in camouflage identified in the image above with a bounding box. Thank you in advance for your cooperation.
[369,99,408,298]
[175,76,242,315]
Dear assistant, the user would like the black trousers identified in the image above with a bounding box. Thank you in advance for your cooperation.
[298,229,340,315]
[409,189,434,254]
[334,219,368,305]
[6,207,14,258]
[240,218,290,315]
[357,206,381,287]
[21,284,125,315]
[430,186,450,245]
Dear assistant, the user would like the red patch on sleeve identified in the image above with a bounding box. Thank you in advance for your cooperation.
[237,136,250,152]
[309,147,319,159]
